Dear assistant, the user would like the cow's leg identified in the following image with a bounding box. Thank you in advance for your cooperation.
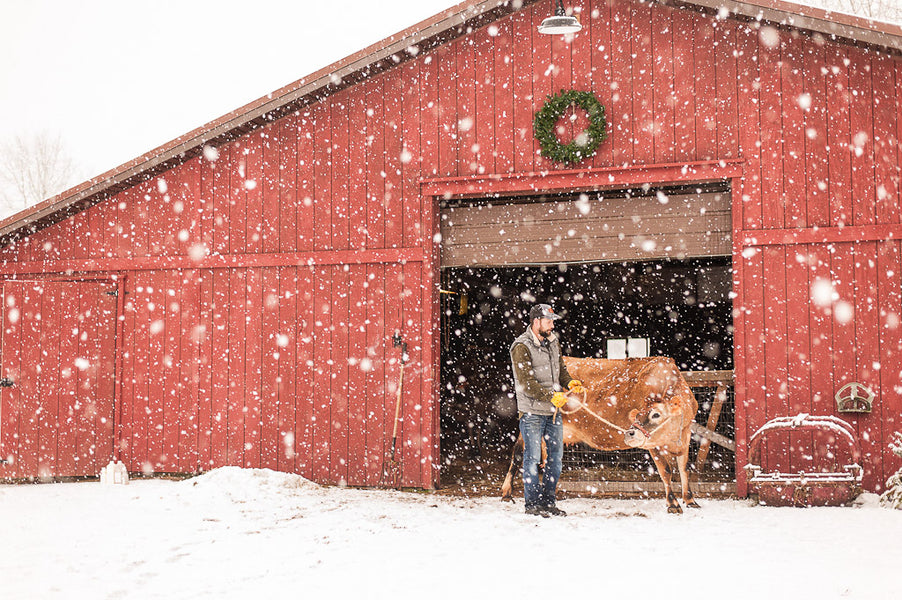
[540,438,548,471]
[500,435,524,502]
[676,442,701,508]
[648,449,682,514]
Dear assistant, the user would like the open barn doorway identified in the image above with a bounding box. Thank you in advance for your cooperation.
[436,185,736,496]
[438,258,735,495]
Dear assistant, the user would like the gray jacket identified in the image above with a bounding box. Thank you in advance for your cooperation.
[509,328,573,416]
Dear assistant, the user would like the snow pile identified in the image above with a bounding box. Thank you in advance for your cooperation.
[881,431,902,509]
[180,465,317,500]
[2,467,902,599]
[173,466,323,523]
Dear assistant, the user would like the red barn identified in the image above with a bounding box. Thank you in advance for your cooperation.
[1,0,900,496]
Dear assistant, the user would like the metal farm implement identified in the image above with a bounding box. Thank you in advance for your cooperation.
[745,414,863,507]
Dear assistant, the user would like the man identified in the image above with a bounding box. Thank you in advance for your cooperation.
[509,303,585,517]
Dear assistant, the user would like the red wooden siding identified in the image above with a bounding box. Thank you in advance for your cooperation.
[734,20,902,492]
[0,280,117,478]
[111,264,419,484]
[0,0,900,491]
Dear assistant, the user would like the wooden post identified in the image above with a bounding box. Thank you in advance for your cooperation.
[695,383,727,473]
[682,370,734,477]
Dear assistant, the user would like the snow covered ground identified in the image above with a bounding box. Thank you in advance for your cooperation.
[1,467,899,600]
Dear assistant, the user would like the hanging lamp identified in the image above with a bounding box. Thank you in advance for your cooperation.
[537,0,582,35]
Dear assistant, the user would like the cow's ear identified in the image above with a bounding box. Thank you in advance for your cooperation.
[628,408,639,421]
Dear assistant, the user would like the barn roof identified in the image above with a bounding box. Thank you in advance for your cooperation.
[1,0,900,248]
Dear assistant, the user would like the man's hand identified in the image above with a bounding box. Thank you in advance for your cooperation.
[568,379,586,395]
[551,391,568,408]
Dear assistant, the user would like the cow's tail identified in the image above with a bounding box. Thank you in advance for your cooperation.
[500,434,524,502]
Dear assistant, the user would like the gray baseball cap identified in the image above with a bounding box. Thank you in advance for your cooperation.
[529,303,562,321]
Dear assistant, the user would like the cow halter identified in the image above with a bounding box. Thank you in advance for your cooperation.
[631,407,674,437]
[630,403,684,449]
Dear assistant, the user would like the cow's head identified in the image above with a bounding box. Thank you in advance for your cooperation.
[624,401,675,448]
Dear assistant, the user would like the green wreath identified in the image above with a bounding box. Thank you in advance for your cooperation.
[533,89,607,164]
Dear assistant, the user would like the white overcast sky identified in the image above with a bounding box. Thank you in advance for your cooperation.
[0,0,458,183]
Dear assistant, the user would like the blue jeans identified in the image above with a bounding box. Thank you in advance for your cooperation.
[520,412,563,508]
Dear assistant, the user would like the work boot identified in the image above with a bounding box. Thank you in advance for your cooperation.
[525,506,550,518]
[544,505,567,517]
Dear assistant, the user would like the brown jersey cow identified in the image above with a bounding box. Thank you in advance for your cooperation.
[501,356,700,513]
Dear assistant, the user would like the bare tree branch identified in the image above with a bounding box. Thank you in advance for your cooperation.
[0,131,78,217]
[805,0,902,22]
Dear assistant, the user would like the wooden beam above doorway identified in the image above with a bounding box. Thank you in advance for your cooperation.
[421,159,745,199]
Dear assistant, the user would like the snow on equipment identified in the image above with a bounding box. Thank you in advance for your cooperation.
[745,414,862,507]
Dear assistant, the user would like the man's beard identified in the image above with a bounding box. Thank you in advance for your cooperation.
[539,328,552,338]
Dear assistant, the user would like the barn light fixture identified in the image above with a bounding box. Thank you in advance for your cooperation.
[537,0,582,35]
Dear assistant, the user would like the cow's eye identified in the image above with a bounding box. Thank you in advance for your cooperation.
[650,411,661,420]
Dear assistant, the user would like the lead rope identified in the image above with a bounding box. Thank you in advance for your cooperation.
[562,390,681,443]
[559,390,629,433]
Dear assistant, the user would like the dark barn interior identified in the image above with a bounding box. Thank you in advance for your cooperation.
[438,256,735,493]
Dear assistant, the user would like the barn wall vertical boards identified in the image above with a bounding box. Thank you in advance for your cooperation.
[0,0,900,492]
[0,279,118,479]
[0,89,436,486]
[110,102,432,487]
[734,26,902,494]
